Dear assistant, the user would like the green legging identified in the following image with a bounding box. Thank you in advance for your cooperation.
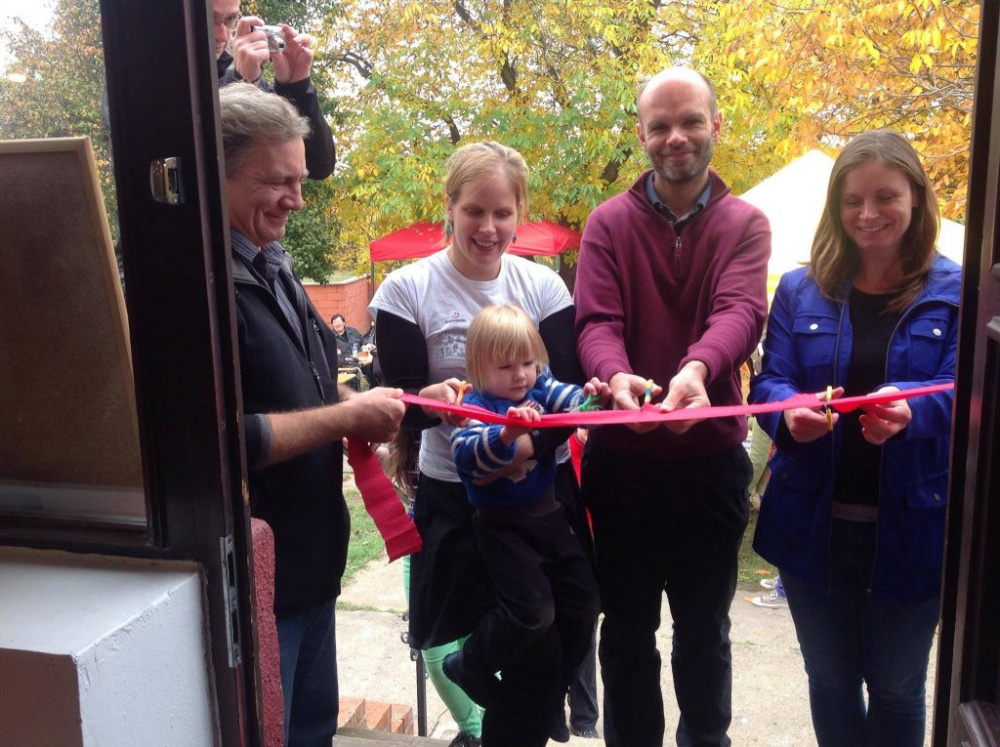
[403,555,483,737]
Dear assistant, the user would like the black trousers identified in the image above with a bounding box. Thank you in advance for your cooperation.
[567,625,599,731]
[411,468,599,747]
[463,490,600,699]
[582,444,751,747]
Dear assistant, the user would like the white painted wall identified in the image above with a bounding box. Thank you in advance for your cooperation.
[0,547,217,746]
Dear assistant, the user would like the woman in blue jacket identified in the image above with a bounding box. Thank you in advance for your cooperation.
[750,130,960,747]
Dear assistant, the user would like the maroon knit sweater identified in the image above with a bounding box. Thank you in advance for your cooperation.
[574,168,770,459]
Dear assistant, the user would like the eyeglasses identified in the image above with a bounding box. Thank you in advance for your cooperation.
[213,13,240,31]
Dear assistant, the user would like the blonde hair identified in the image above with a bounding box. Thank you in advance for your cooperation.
[810,130,940,313]
[384,429,419,500]
[444,142,529,235]
[464,305,548,390]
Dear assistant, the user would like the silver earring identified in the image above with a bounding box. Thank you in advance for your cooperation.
[445,223,453,238]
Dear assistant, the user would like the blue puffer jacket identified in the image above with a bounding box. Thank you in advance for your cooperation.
[750,254,961,602]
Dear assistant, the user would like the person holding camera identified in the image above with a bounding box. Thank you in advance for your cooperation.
[212,0,335,180]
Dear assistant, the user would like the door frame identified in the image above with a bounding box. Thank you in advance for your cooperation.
[933,2,1000,744]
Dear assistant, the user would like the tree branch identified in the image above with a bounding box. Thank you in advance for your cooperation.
[337,50,374,80]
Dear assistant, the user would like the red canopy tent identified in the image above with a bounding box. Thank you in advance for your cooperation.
[369,219,581,262]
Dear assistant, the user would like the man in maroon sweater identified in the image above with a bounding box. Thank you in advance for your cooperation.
[574,67,770,747]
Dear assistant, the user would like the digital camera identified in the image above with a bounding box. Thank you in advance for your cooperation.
[254,24,286,52]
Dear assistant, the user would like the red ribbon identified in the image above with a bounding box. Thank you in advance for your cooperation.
[401,382,954,428]
[346,437,422,562]
[345,382,951,560]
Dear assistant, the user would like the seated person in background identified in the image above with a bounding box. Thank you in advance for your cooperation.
[444,304,606,733]
[330,313,364,363]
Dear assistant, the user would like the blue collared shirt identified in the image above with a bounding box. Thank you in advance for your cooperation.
[645,172,711,230]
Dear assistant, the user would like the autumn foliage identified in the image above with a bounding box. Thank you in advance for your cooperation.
[0,0,980,278]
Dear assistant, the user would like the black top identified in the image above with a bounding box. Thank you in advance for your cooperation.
[231,253,348,618]
[334,326,364,362]
[832,287,902,508]
[217,51,336,179]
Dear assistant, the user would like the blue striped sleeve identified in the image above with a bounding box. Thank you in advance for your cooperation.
[450,421,517,480]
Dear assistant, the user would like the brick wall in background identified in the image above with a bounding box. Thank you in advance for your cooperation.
[304,276,373,335]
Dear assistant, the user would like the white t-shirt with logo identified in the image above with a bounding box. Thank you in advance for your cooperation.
[370,250,573,481]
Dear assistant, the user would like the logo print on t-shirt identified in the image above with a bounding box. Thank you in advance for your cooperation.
[434,330,467,364]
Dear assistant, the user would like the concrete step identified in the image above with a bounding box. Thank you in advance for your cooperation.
[333,726,452,745]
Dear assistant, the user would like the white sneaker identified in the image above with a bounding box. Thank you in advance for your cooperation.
[760,577,780,590]
[752,590,788,609]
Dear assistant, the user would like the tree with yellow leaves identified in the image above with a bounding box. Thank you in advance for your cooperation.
[700,0,977,219]
[1,0,978,277]
[314,0,976,276]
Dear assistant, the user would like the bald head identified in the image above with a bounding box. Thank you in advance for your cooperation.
[635,66,722,193]
[638,68,717,120]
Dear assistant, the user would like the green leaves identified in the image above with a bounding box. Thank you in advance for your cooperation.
[3,0,976,281]
[1,0,116,229]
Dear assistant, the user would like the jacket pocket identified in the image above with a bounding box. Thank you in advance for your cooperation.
[903,471,948,510]
[792,315,838,372]
[758,452,827,557]
[907,315,951,378]
[902,473,947,572]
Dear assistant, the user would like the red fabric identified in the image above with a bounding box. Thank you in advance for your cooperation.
[368,221,444,262]
[569,432,585,483]
[401,383,953,429]
[346,437,422,562]
[369,220,581,262]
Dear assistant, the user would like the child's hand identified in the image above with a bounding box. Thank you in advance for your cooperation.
[500,405,540,443]
[419,378,469,427]
[584,377,612,407]
[507,405,541,423]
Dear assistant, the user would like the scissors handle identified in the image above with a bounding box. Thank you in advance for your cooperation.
[574,392,600,412]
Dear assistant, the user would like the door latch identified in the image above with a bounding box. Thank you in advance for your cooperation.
[149,156,184,205]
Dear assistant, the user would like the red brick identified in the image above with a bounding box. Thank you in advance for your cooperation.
[303,278,373,334]
[390,704,414,734]
[362,700,392,732]
[337,697,365,730]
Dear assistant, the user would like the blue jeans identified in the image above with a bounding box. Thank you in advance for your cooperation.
[277,601,339,747]
[782,520,940,747]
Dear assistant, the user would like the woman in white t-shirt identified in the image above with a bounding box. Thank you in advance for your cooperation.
[370,142,593,747]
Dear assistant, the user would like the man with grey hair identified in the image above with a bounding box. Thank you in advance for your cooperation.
[219,83,405,746]
[574,67,771,747]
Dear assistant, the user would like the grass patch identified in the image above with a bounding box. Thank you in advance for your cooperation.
[738,510,777,589]
[343,479,387,586]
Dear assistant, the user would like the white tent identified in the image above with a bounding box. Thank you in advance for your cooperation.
[739,150,966,300]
